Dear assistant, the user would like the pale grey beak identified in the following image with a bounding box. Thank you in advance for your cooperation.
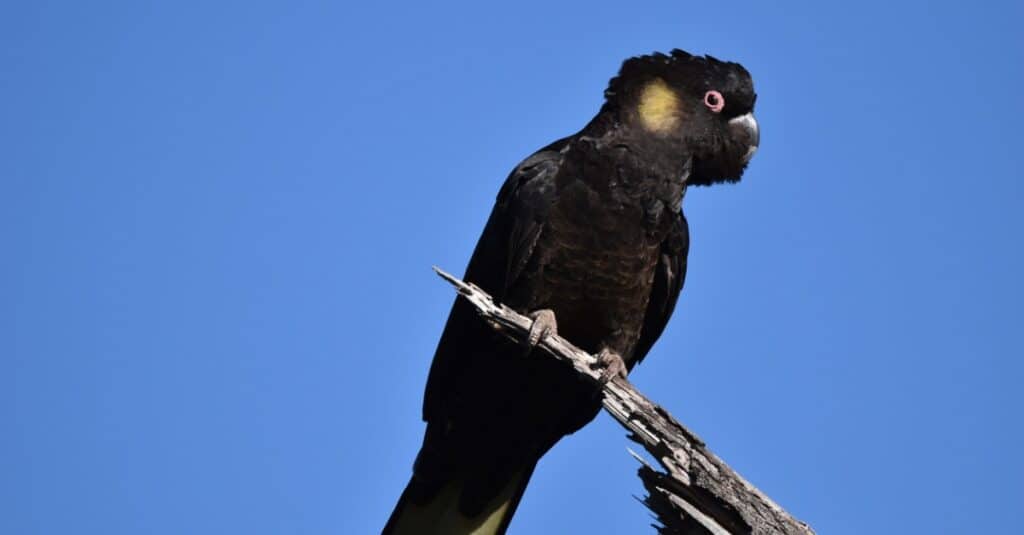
[728,112,759,163]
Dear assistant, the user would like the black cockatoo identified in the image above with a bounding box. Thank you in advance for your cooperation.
[384,49,759,535]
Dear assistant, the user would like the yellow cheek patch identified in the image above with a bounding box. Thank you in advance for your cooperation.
[637,78,681,134]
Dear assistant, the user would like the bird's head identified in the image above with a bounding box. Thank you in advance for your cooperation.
[603,49,759,186]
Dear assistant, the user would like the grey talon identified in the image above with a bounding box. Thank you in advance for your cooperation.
[525,309,558,351]
[593,348,628,385]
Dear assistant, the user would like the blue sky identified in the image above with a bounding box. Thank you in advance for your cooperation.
[3,1,1022,533]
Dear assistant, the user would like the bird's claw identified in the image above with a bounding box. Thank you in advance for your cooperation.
[591,348,628,385]
[525,309,558,353]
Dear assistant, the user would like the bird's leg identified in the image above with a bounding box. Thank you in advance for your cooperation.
[591,347,628,385]
[525,309,558,353]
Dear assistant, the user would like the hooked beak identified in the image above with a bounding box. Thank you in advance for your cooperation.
[728,112,759,164]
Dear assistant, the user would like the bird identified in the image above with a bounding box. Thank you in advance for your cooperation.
[384,49,759,535]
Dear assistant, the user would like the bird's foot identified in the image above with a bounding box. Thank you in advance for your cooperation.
[591,348,628,385]
[525,309,558,353]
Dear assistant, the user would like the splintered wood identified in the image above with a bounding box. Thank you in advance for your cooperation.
[433,267,814,535]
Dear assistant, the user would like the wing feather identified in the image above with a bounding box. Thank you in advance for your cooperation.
[632,211,689,366]
[422,137,570,421]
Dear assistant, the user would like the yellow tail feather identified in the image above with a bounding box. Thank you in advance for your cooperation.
[385,470,525,535]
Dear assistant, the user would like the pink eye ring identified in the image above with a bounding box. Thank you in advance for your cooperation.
[703,90,725,113]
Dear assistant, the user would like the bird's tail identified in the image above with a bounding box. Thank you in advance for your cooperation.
[382,458,537,535]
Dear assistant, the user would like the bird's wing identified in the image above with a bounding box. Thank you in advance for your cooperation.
[468,137,568,298]
[631,211,689,366]
[422,137,570,421]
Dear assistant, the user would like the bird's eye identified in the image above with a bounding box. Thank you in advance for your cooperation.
[703,90,725,113]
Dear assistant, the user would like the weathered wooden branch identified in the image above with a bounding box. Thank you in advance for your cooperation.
[433,266,814,535]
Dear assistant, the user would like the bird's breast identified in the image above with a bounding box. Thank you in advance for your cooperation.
[510,179,667,356]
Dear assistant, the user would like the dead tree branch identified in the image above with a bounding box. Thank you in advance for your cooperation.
[433,266,814,535]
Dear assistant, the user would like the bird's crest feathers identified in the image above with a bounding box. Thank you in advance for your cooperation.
[605,49,755,117]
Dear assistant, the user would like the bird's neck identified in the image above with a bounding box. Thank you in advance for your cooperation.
[574,112,691,212]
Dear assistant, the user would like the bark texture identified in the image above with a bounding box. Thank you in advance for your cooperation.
[434,267,815,535]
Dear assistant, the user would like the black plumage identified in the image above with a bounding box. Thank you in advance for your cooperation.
[385,49,759,535]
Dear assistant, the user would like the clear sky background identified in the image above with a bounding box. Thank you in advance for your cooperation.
[4,1,1022,534]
